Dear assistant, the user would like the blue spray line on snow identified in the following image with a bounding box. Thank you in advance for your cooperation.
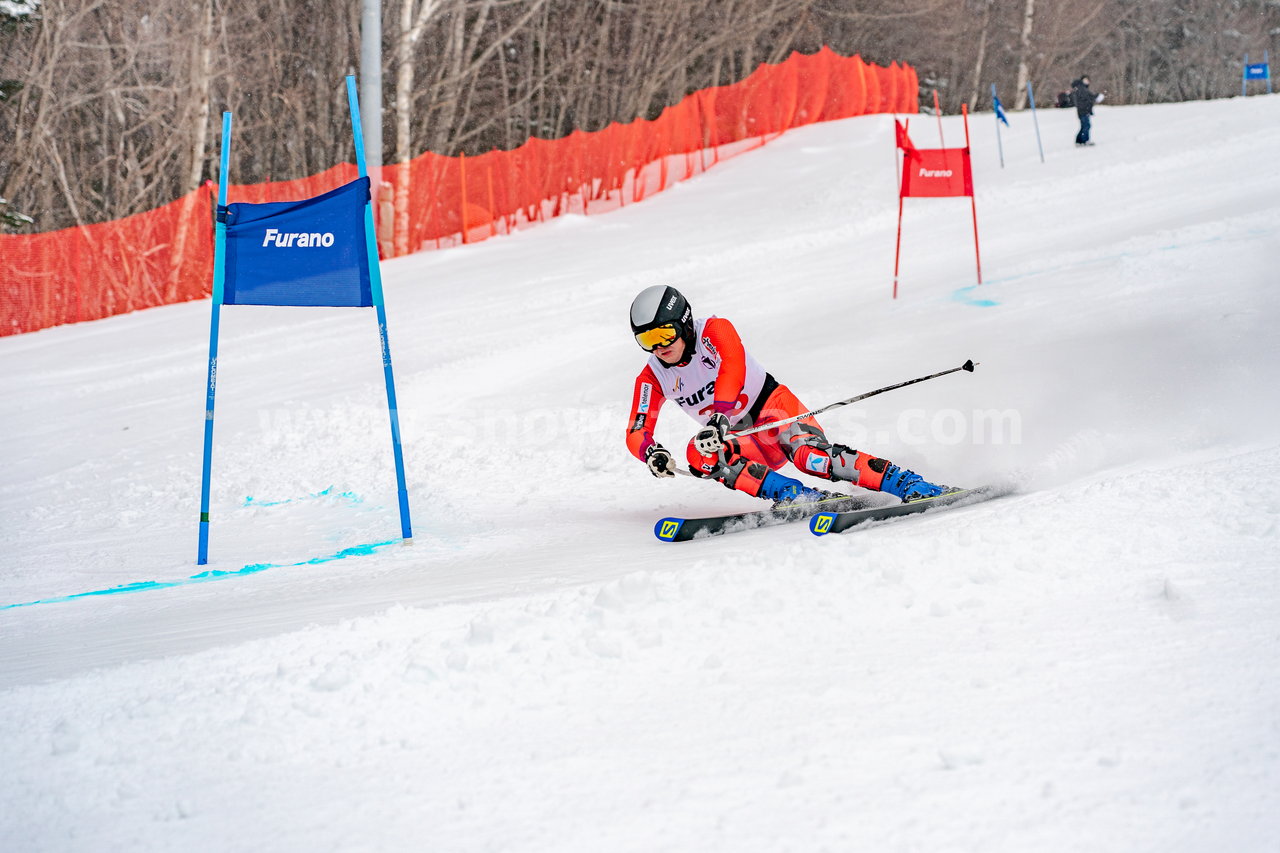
[951,286,1001,307]
[242,486,364,508]
[0,539,400,611]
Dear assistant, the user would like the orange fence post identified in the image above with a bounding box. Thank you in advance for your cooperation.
[486,161,498,237]
[459,151,469,245]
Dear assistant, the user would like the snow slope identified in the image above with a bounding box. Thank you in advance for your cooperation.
[2,95,1279,852]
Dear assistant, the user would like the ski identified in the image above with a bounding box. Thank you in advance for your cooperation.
[655,493,874,542]
[809,485,1006,536]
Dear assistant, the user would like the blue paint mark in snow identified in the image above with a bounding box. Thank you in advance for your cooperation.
[243,486,364,508]
[0,540,401,611]
[951,285,1000,307]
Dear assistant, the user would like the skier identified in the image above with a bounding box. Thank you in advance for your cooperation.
[625,284,951,504]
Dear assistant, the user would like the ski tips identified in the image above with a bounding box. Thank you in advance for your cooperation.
[655,517,684,541]
[810,513,837,536]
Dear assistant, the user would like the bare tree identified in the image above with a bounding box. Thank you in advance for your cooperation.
[967,0,997,109]
[391,0,441,256]
[1012,0,1036,108]
[4,0,1280,236]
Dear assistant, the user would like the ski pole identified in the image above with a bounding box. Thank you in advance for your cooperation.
[730,359,978,438]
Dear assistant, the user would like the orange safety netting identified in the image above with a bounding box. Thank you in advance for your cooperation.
[0,48,917,336]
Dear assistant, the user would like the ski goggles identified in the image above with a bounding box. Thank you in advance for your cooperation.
[635,323,680,352]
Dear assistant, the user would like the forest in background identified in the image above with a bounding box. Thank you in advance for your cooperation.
[2,0,1277,233]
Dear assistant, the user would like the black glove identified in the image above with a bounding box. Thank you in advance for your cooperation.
[644,443,676,478]
[693,412,731,456]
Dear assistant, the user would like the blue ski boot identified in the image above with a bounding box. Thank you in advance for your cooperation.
[878,464,950,503]
[757,471,835,505]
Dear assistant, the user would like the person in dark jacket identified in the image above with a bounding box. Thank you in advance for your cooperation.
[1071,75,1104,146]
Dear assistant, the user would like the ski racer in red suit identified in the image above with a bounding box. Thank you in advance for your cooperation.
[625,285,949,503]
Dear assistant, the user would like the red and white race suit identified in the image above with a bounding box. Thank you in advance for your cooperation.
[625,316,890,497]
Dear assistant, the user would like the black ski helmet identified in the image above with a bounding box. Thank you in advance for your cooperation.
[630,285,695,363]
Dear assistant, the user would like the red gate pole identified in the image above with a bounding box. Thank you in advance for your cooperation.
[962,104,983,284]
[893,117,910,299]
[892,192,906,299]
[969,191,983,285]
[892,118,909,299]
[893,116,904,189]
[969,193,983,284]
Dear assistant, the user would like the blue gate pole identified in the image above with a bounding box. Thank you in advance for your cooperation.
[1243,53,1249,97]
[198,111,233,565]
[1026,80,1045,163]
[346,75,413,543]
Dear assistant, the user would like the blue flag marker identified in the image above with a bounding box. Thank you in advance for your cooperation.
[992,93,1010,127]
[221,179,373,307]
[990,84,1007,168]
[1242,52,1272,95]
[197,76,412,566]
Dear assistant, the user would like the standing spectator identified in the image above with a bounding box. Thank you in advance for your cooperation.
[1071,75,1105,146]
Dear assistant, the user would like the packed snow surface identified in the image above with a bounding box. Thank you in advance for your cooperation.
[2,95,1279,852]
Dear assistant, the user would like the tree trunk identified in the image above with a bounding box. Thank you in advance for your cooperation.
[187,0,215,192]
[967,0,994,110]
[1013,0,1036,109]
[393,0,440,256]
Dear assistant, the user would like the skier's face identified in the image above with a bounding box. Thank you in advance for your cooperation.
[653,336,686,365]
